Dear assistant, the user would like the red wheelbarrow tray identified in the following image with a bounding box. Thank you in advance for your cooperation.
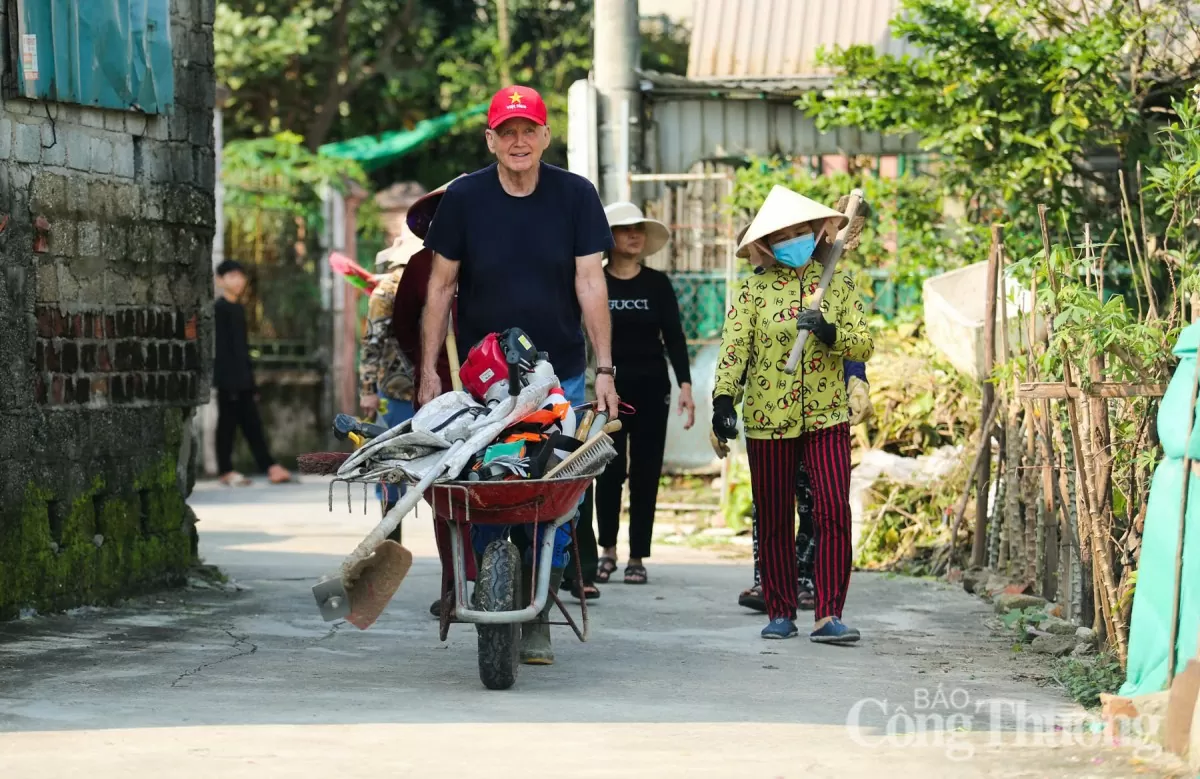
[424,474,594,526]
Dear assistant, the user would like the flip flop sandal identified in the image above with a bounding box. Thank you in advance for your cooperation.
[738,584,767,613]
[596,556,617,583]
[571,582,601,600]
[623,564,648,585]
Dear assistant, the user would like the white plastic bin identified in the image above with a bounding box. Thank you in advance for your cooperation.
[922,261,1046,381]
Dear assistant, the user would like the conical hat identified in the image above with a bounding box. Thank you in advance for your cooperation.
[735,186,848,259]
[377,233,425,269]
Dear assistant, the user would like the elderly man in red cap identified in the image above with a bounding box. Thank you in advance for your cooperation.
[418,85,617,666]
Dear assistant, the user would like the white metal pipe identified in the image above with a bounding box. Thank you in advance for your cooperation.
[449,513,574,624]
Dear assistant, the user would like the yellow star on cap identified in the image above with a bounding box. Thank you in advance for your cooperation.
[509,89,523,105]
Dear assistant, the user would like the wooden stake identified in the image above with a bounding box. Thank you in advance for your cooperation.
[951,399,1003,561]
[974,227,1001,568]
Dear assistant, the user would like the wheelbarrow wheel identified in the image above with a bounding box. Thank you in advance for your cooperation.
[474,539,520,690]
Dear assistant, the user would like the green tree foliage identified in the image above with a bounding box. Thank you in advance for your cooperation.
[216,1,692,188]
[799,0,1199,235]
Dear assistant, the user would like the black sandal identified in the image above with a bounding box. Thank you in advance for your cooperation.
[739,584,767,613]
[572,582,601,600]
[623,564,648,584]
[596,556,617,583]
[798,581,816,611]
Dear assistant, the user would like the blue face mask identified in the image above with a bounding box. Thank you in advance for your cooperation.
[770,233,816,269]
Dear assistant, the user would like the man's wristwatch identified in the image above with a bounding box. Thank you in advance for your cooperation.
[596,366,617,378]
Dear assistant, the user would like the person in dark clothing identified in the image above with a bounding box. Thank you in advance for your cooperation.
[212,260,291,486]
[594,202,695,586]
[419,85,616,666]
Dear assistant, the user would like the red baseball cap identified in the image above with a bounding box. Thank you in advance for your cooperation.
[487,85,548,129]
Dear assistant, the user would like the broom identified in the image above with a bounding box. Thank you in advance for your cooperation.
[298,451,351,475]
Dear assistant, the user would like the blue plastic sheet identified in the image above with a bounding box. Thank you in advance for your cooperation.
[13,0,174,114]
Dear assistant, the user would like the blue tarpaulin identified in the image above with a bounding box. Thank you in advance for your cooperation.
[13,0,174,114]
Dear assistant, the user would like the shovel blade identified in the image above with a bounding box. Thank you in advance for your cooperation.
[344,540,414,630]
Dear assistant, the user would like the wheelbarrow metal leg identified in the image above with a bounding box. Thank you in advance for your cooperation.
[569,514,589,642]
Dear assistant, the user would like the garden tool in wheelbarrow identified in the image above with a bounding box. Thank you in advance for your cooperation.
[784,189,871,374]
[312,339,559,629]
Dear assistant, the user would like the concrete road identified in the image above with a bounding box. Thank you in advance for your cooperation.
[0,479,1176,777]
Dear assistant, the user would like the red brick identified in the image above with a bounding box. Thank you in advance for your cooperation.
[72,314,84,338]
[104,314,117,338]
[35,375,47,404]
[91,377,109,401]
[51,375,64,404]
[45,342,60,372]
[80,344,97,372]
[131,373,145,399]
[74,378,89,404]
[53,310,69,337]
[97,345,111,372]
[92,315,103,339]
[184,315,198,340]
[35,341,45,370]
[61,343,78,373]
[111,375,126,403]
[36,309,55,338]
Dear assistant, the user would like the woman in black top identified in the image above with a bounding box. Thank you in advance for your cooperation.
[595,202,696,585]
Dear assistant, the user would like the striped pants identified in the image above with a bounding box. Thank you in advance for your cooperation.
[747,424,853,621]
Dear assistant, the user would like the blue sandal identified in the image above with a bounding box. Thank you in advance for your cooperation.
[810,617,861,644]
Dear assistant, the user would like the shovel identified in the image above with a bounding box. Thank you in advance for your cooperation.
[783,189,868,375]
[312,320,465,629]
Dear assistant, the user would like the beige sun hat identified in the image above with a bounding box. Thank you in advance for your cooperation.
[735,185,848,259]
[604,201,670,257]
[376,232,425,270]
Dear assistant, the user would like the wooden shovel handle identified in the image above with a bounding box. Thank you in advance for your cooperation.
[445,309,463,392]
[783,189,866,375]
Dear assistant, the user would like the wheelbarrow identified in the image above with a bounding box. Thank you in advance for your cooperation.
[425,474,594,691]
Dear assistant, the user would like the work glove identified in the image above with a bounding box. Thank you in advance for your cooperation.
[796,309,836,347]
[709,430,730,459]
[847,377,874,426]
[712,395,738,442]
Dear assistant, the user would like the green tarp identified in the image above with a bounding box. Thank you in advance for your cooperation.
[1119,322,1200,697]
[318,103,487,171]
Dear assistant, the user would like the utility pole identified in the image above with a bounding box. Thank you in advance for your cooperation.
[593,0,641,205]
[497,0,511,85]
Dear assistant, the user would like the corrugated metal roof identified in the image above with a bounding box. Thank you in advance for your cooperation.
[687,0,916,80]
[640,69,830,96]
[647,97,922,174]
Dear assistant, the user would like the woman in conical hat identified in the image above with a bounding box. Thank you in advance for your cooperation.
[711,185,874,643]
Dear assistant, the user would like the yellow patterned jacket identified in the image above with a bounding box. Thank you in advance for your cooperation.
[714,262,873,439]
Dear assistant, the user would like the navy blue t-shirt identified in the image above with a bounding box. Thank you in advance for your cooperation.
[422,162,613,379]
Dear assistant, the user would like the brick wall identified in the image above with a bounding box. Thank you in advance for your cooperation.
[0,0,217,619]
[33,306,203,406]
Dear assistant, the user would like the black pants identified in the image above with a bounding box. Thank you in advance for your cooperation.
[596,378,671,559]
[752,462,816,589]
[216,388,276,474]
